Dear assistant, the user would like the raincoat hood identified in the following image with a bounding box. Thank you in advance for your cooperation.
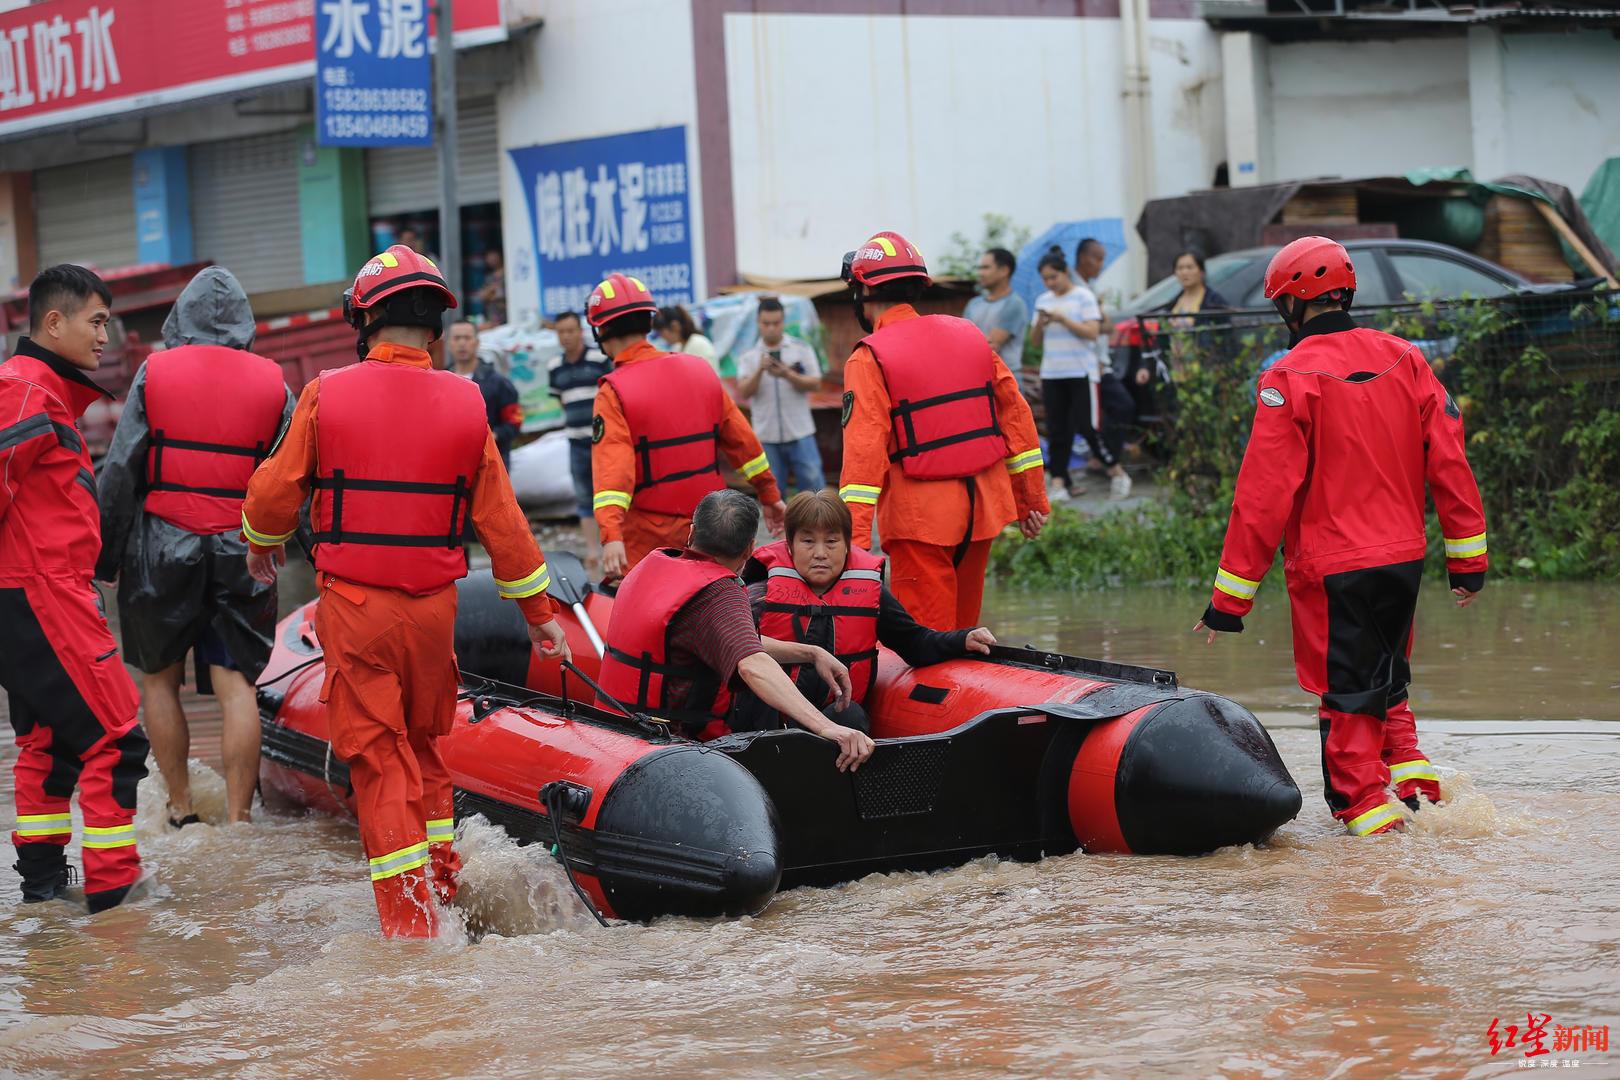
[162,266,256,350]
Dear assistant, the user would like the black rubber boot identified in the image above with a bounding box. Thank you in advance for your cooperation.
[86,870,156,914]
[14,845,73,903]
[1402,795,1422,813]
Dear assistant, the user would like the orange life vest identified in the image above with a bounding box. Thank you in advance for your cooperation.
[143,345,287,534]
[863,314,1006,480]
[596,547,739,725]
[753,540,883,707]
[599,353,725,516]
[311,360,487,595]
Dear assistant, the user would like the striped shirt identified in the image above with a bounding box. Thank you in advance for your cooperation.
[548,346,612,442]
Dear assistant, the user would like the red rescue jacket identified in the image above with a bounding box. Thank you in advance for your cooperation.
[753,540,883,707]
[312,360,488,595]
[1208,313,1488,622]
[0,339,111,583]
[597,547,738,722]
[143,344,288,534]
[598,352,725,516]
[863,315,1007,480]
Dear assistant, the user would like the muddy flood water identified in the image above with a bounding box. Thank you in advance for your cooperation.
[2,570,1616,1079]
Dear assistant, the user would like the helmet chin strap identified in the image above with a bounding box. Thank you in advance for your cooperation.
[851,287,873,334]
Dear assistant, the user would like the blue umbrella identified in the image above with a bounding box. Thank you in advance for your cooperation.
[1011,218,1128,312]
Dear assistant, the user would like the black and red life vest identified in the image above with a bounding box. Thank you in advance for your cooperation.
[596,547,739,724]
[143,345,287,534]
[863,314,1006,480]
[599,353,725,516]
[752,540,883,707]
[311,358,487,595]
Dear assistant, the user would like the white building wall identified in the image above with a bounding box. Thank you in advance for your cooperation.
[495,0,702,326]
[1483,29,1620,191]
[723,12,1221,294]
[1266,37,1473,183]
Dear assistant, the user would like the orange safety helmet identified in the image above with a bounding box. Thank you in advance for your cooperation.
[342,245,458,359]
[585,272,657,330]
[841,230,932,291]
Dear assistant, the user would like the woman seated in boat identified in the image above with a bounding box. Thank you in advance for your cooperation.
[736,491,997,734]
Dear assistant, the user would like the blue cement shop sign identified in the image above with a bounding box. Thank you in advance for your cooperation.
[315,0,434,147]
[508,126,696,318]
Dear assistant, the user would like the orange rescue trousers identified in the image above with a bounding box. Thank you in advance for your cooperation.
[315,575,462,939]
[884,538,993,632]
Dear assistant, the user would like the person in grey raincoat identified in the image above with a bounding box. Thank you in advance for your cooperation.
[96,267,294,827]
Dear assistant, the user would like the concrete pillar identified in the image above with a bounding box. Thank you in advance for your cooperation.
[133,147,193,266]
[1221,32,1271,188]
[0,172,37,292]
[296,128,371,286]
[1467,26,1508,180]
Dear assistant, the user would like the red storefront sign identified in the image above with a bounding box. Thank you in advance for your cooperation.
[0,0,504,137]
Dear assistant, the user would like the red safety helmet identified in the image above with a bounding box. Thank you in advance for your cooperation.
[841,230,932,290]
[344,244,457,322]
[586,273,657,329]
[1264,236,1356,301]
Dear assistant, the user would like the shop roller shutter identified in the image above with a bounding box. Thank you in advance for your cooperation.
[190,131,305,294]
[35,155,138,272]
[364,97,499,216]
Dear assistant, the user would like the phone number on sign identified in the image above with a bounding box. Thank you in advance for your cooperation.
[323,88,431,113]
[322,113,430,140]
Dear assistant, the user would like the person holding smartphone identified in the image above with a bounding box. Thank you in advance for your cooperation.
[734,296,826,496]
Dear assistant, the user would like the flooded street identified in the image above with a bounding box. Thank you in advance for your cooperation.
[2,573,1616,1078]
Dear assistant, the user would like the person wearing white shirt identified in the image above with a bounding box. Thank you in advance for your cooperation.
[1030,246,1130,500]
[734,297,825,496]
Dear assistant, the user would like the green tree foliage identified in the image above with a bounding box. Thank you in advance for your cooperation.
[935,214,1033,280]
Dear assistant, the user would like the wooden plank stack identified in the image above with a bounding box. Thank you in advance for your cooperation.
[1281,185,1359,226]
[1476,195,1574,283]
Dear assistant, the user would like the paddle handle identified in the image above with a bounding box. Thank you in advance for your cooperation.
[572,602,606,658]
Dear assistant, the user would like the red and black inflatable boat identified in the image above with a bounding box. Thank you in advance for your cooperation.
[257,559,1301,923]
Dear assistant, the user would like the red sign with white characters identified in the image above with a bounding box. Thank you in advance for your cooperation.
[0,0,503,137]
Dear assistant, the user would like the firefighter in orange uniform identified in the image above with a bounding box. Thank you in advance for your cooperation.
[837,231,1050,631]
[588,273,786,577]
[241,246,570,938]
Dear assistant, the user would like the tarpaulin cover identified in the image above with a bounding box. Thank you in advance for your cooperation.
[1136,171,1616,284]
[1579,158,1620,271]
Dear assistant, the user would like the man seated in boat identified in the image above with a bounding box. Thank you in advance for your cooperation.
[595,489,876,772]
[733,491,998,734]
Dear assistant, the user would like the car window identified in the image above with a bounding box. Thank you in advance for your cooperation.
[1123,253,1256,314]
[1388,252,1511,300]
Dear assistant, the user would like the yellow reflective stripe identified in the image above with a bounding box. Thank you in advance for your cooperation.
[81,823,137,849]
[839,483,881,506]
[425,818,455,843]
[1444,532,1487,558]
[740,452,770,479]
[1388,758,1440,784]
[873,236,896,257]
[598,280,616,299]
[14,812,73,837]
[1345,801,1404,836]
[628,276,646,292]
[368,841,431,881]
[241,512,294,547]
[495,563,551,599]
[1213,567,1261,601]
[1004,448,1044,475]
[378,251,399,268]
[593,490,631,511]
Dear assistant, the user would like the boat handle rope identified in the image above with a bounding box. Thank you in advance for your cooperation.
[560,659,667,732]
[542,782,610,928]
[256,653,325,689]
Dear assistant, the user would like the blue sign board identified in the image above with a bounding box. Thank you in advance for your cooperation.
[508,126,696,318]
[315,0,433,147]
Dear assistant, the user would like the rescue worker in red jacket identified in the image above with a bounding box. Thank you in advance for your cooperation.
[734,491,998,735]
[837,231,1050,632]
[1,265,151,913]
[587,273,785,578]
[596,488,874,771]
[96,266,294,828]
[1197,236,1488,838]
[241,246,570,938]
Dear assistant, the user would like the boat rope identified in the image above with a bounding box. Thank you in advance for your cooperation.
[255,653,325,688]
[542,782,609,928]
